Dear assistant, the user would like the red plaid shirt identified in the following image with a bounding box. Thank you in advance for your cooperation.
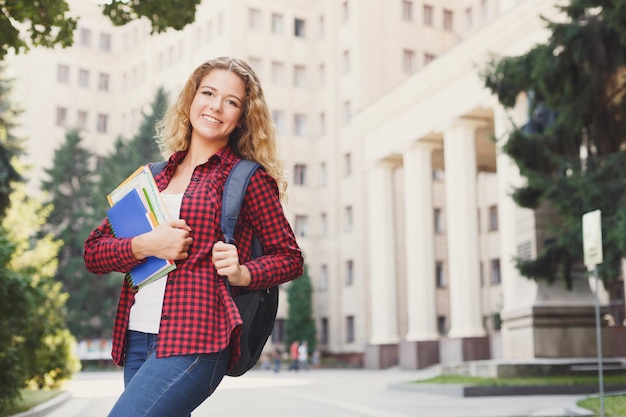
[84,146,303,369]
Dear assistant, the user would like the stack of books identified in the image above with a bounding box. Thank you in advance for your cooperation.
[107,165,176,288]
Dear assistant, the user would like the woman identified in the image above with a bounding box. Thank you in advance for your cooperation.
[84,57,304,416]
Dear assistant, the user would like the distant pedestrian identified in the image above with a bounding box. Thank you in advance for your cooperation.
[289,340,300,371]
[272,347,282,373]
[311,349,321,369]
[298,341,309,370]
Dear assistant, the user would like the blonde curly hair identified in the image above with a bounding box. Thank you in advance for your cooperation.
[156,57,287,201]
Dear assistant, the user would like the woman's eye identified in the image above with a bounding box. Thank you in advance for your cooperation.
[226,99,239,107]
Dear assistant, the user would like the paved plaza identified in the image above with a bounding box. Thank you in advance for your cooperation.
[31,367,597,417]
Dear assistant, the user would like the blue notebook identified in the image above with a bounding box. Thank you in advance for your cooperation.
[106,188,176,287]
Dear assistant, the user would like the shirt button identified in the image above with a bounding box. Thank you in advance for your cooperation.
[168,278,174,284]
[161,314,169,320]
[192,176,199,181]
[185,193,192,198]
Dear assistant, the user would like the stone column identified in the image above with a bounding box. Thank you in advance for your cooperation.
[364,160,399,369]
[440,120,489,363]
[399,143,440,369]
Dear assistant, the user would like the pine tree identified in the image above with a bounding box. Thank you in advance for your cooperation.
[0,65,23,216]
[481,0,626,287]
[285,265,317,352]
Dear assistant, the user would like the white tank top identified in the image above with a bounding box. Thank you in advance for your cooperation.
[128,192,183,334]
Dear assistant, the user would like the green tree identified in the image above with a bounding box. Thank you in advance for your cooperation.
[285,265,316,353]
[481,0,626,287]
[1,0,203,61]
[41,129,116,339]
[0,65,23,215]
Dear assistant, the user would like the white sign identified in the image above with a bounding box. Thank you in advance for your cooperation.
[582,210,603,267]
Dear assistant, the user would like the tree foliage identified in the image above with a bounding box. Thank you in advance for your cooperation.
[285,264,317,353]
[0,65,23,215]
[481,0,626,287]
[1,0,203,61]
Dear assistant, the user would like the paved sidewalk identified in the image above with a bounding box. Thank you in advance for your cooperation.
[23,367,597,417]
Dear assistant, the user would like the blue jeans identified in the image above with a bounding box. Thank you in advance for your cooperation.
[108,330,230,417]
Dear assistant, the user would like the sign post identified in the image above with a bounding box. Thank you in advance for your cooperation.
[582,209,604,417]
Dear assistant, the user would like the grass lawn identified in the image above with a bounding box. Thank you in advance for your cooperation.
[414,374,626,386]
[0,389,64,417]
[578,394,626,417]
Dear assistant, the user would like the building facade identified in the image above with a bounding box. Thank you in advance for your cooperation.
[7,0,622,368]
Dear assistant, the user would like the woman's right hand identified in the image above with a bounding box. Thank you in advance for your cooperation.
[131,219,193,261]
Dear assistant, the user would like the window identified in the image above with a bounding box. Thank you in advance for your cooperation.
[341,1,349,22]
[437,316,447,335]
[294,18,306,37]
[319,112,326,136]
[346,260,354,285]
[481,0,489,19]
[491,259,501,284]
[319,63,325,86]
[320,264,328,290]
[248,57,262,80]
[77,111,88,130]
[294,164,307,186]
[342,50,350,74]
[344,153,352,177]
[80,28,91,47]
[424,53,436,65]
[56,107,67,126]
[434,208,444,233]
[294,65,307,87]
[99,33,111,51]
[97,114,108,133]
[272,110,286,134]
[346,316,355,343]
[271,61,285,84]
[443,9,454,31]
[403,49,416,74]
[57,64,69,83]
[248,8,262,30]
[271,13,284,34]
[423,4,433,26]
[78,69,89,88]
[319,16,325,38]
[294,114,308,137]
[294,215,308,237]
[465,7,473,30]
[320,318,329,343]
[343,101,352,125]
[98,73,109,91]
[488,205,498,231]
[271,319,284,344]
[402,0,413,21]
[436,261,445,287]
[320,213,327,237]
[344,206,353,232]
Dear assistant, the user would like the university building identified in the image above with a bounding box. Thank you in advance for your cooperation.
[7,0,624,369]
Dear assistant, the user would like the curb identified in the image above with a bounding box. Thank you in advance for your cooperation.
[10,391,72,417]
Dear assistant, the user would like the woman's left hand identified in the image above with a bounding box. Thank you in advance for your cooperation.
[212,241,251,286]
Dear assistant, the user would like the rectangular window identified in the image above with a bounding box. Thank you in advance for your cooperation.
[343,101,351,125]
[346,259,354,285]
[443,9,454,31]
[319,162,327,186]
[97,114,108,133]
[57,64,69,83]
[344,153,352,177]
[436,261,445,288]
[99,32,111,51]
[320,264,328,290]
[346,316,355,342]
[294,215,308,237]
[271,61,285,85]
[465,7,473,30]
[424,52,436,65]
[271,318,284,344]
[56,107,67,127]
[319,63,325,86]
[320,213,327,237]
[437,316,447,335]
[434,208,444,233]
[294,65,307,87]
[294,164,307,186]
[271,13,284,34]
[423,4,433,26]
[78,69,89,88]
[402,0,413,21]
[294,18,306,37]
[319,112,326,136]
[98,73,109,91]
[80,28,91,47]
[320,317,329,344]
[491,259,501,284]
[319,16,325,38]
[248,57,262,80]
[344,206,353,232]
[481,0,489,19]
[77,110,88,130]
[248,8,262,30]
[403,49,416,74]
[294,114,308,137]
[341,1,349,22]
[489,205,498,231]
[342,50,350,74]
[272,110,285,134]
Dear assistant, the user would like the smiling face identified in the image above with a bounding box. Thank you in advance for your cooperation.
[189,69,246,150]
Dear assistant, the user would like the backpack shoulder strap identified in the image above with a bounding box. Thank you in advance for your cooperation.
[221,159,262,245]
